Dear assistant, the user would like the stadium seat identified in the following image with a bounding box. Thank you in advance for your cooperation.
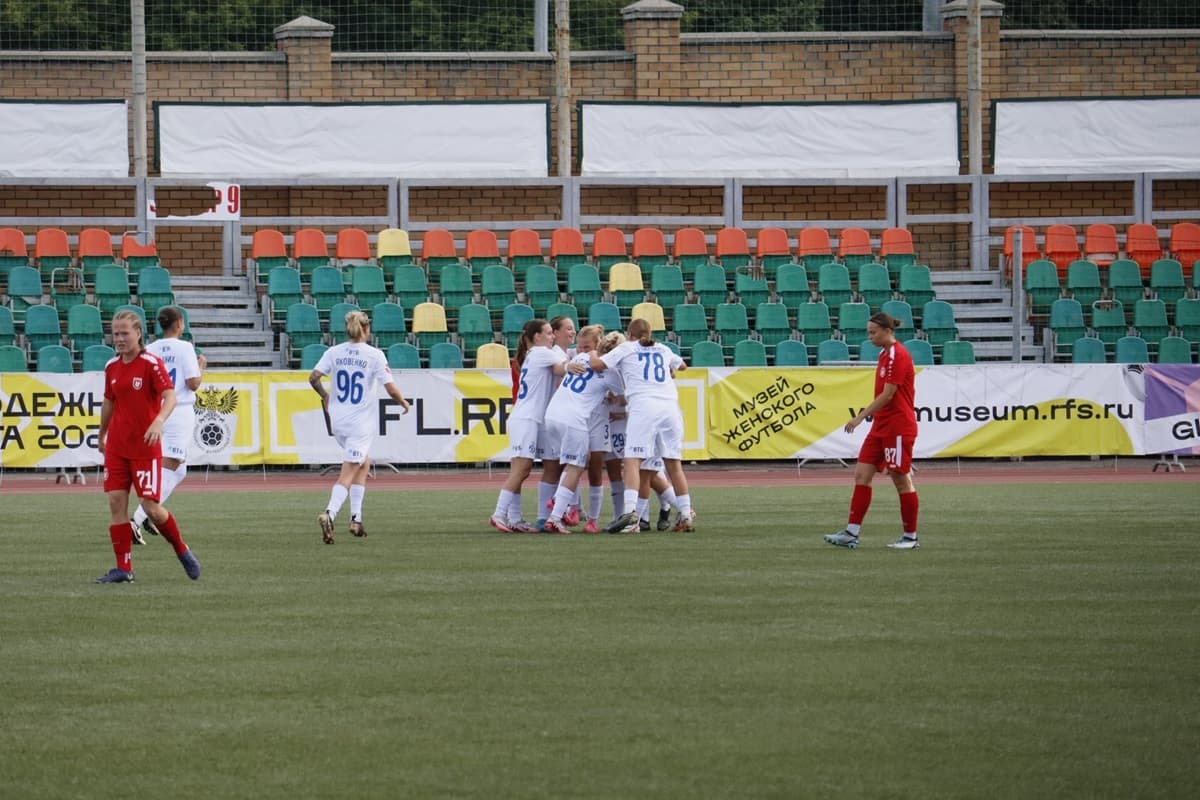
[689,340,725,367]
[300,343,329,370]
[438,264,475,314]
[335,227,372,266]
[267,266,303,327]
[836,227,874,269]
[1175,298,1200,343]
[713,302,750,356]
[34,227,72,283]
[1044,224,1082,275]
[0,227,29,277]
[591,227,628,282]
[136,265,175,318]
[734,270,769,313]
[49,266,86,320]
[1049,298,1086,359]
[284,302,323,363]
[81,343,115,372]
[1002,224,1040,282]
[1114,335,1149,364]
[1132,298,1169,343]
[480,265,517,314]
[898,264,934,313]
[112,304,147,332]
[377,229,415,286]
[309,266,347,321]
[1024,259,1062,314]
[940,339,976,365]
[650,264,686,313]
[774,263,811,312]
[880,227,916,275]
[466,229,503,270]
[608,262,646,313]
[662,340,681,356]
[428,341,464,369]
[292,228,331,283]
[94,265,132,318]
[1066,259,1103,308]
[328,302,361,335]
[545,302,579,331]
[566,264,602,308]
[0,344,27,372]
[523,264,561,314]
[715,227,751,269]
[836,302,871,346]
[500,303,535,347]
[880,299,916,342]
[857,339,882,363]
[0,306,14,346]
[905,338,934,366]
[1168,222,1200,269]
[350,265,388,310]
[631,302,667,338]
[119,235,159,278]
[506,228,545,279]
[75,227,115,283]
[1148,259,1186,305]
[773,338,810,366]
[420,229,460,271]
[816,338,850,365]
[920,300,959,348]
[816,263,852,311]
[251,228,289,283]
[1125,223,1163,272]
[67,303,104,352]
[733,338,768,367]
[370,302,408,349]
[671,227,709,278]
[23,304,61,353]
[36,343,73,373]
[754,302,793,350]
[412,302,450,350]
[1106,259,1144,307]
[671,303,711,354]
[1084,223,1119,267]
[550,227,587,269]
[754,227,792,277]
[797,226,834,269]
[1156,335,1193,364]
[632,227,669,269]
[1071,336,1107,364]
[386,342,421,369]
[456,303,495,353]
[856,263,893,311]
[5,265,43,320]
[391,264,429,311]
[795,302,833,358]
[475,342,510,369]
[692,263,729,311]
[586,301,622,333]
[1089,300,1127,353]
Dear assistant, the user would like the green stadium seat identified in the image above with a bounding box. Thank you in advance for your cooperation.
[523,265,561,314]
[36,343,74,373]
[386,342,421,369]
[428,341,464,369]
[1156,335,1193,364]
[940,339,975,365]
[905,338,934,366]
[371,302,408,349]
[67,303,104,352]
[1071,336,1107,364]
[23,304,62,353]
[671,303,711,355]
[1105,259,1143,307]
[816,338,850,365]
[1066,259,1103,308]
[0,344,28,372]
[773,338,810,366]
[81,343,115,372]
[880,299,916,342]
[1114,335,1149,364]
[689,340,725,367]
[732,338,768,367]
[456,303,495,353]
[300,343,329,370]
[1049,298,1086,359]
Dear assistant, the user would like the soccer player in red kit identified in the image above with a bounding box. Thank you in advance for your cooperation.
[95,309,201,583]
[825,312,921,550]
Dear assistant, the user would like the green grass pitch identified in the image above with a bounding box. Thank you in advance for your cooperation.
[2,481,1197,799]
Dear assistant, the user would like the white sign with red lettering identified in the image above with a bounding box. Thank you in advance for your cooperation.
[149,182,241,220]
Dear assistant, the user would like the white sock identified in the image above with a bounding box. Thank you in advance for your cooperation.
[588,486,604,521]
[349,484,365,520]
[610,481,625,518]
[847,523,862,535]
[550,486,574,521]
[674,492,691,515]
[636,496,650,521]
[507,491,525,522]
[571,486,582,509]
[132,504,148,527]
[327,483,349,520]
[494,489,515,518]
[657,486,678,512]
[623,489,639,515]
[537,481,556,519]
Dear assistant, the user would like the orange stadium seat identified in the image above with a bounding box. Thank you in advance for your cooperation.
[550,227,587,268]
[1002,225,1040,283]
[466,229,502,269]
[34,227,72,281]
[836,227,874,268]
[334,227,372,264]
[420,229,459,271]
[715,227,750,268]
[251,228,289,283]
[632,227,668,268]
[671,227,709,277]
[292,227,331,282]
[1083,223,1119,268]
[1125,223,1164,271]
[754,227,791,276]
[1043,224,1082,274]
[797,226,833,268]
[1169,222,1200,269]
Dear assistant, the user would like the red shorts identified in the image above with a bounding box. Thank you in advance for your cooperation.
[857,433,915,475]
[104,455,163,501]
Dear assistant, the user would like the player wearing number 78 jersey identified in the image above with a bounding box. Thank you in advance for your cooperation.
[310,310,411,544]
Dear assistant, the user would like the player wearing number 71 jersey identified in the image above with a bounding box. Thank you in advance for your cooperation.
[310,310,411,544]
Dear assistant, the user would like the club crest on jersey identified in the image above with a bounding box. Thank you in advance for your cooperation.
[133,377,143,390]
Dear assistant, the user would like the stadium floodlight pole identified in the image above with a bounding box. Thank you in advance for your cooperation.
[555,0,572,178]
[534,0,549,52]
[966,0,981,176]
[131,0,148,179]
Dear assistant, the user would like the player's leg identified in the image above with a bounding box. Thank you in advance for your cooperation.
[97,460,136,582]
[584,451,607,532]
[493,420,538,532]
[348,458,372,537]
[886,436,920,550]
[825,440,880,548]
[546,463,584,533]
[132,456,200,579]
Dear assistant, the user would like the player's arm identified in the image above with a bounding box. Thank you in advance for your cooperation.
[308,369,330,408]
[588,352,608,372]
[146,388,176,444]
[845,383,898,433]
[384,381,411,415]
[97,397,114,454]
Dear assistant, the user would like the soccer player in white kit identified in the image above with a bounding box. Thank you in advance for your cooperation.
[309,310,411,544]
[542,326,622,533]
[534,315,577,528]
[489,318,570,532]
[588,317,696,533]
[130,305,204,545]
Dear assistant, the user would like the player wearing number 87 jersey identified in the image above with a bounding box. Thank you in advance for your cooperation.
[310,310,411,544]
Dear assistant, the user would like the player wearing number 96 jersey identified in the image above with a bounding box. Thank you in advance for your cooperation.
[310,310,411,544]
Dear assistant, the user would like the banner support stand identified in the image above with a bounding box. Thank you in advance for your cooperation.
[1152,454,1185,472]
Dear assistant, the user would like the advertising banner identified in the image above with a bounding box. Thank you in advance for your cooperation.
[1142,364,1200,455]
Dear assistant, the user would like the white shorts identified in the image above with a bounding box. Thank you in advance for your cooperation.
[508,417,544,460]
[625,403,684,461]
[549,419,590,468]
[643,457,665,472]
[334,431,372,464]
[588,415,610,455]
[606,416,627,461]
[161,405,195,462]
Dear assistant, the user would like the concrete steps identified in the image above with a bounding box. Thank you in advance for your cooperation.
[171,275,280,368]
[929,270,1043,362]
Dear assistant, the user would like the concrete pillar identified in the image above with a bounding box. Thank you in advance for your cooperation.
[622,0,685,100]
[943,1,1005,172]
[274,16,335,102]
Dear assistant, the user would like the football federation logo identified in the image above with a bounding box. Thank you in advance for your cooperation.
[193,387,240,454]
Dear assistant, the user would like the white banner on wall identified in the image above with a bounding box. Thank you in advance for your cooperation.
[580,101,960,178]
[157,102,550,178]
[0,101,129,178]
[994,97,1200,174]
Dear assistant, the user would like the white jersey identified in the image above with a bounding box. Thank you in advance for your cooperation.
[145,336,202,406]
[509,346,563,425]
[544,352,618,430]
[314,340,395,434]
[600,340,684,408]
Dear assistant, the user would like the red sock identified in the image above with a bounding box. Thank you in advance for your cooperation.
[156,512,189,557]
[108,523,133,573]
[900,491,919,535]
[848,484,872,525]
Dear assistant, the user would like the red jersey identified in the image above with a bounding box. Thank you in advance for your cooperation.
[870,341,917,437]
[103,351,174,459]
